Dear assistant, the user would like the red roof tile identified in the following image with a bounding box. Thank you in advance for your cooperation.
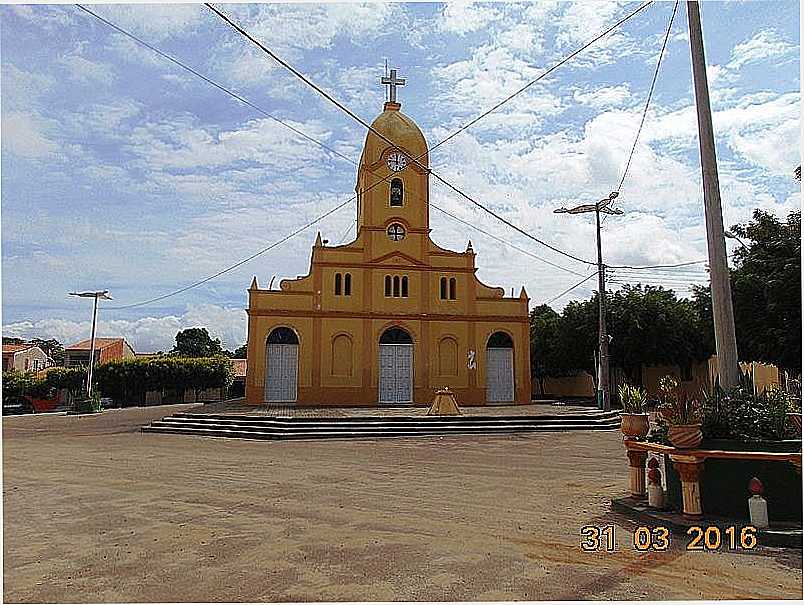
[2,344,34,354]
[232,358,247,378]
[66,338,125,351]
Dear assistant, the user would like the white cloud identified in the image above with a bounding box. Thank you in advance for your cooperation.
[58,53,116,85]
[727,29,797,70]
[573,84,632,109]
[438,2,502,35]
[96,4,204,41]
[3,304,247,352]
[2,63,55,109]
[1,110,58,158]
[125,115,336,173]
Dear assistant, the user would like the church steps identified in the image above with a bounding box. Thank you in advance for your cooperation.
[142,410,621,440]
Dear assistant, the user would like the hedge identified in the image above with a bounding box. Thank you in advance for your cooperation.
[94,355,235,402]
[2,367,85,403]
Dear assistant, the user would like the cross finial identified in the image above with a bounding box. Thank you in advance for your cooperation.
[381,68,406,104]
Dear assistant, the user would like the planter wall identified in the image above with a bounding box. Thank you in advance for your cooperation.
[666,440,802,521]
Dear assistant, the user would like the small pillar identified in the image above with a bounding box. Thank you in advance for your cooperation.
[670,454,704,516]
[626,449,648,498]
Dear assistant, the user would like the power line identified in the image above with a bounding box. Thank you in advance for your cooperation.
[108,198,353,310]
[613,0,678,195]
[74,4,355,168]
[204,2,599,267]
[430,203,586,276]
[543,273,598,305]
[428,1,655,155]
[609,259,708,269]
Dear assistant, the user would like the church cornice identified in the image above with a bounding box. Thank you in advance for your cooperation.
[246,308,529,323]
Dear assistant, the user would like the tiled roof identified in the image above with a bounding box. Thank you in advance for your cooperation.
[232,358,247,378]
[66,337,124,351]
[2,344,34,354]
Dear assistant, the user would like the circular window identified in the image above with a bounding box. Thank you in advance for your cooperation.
[387,223,406,241]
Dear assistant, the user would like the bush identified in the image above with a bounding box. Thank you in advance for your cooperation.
[94,355,234,403]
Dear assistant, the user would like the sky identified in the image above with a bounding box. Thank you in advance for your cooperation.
[1,1,800,353]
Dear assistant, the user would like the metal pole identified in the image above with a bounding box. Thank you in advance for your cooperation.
[687,1,740,388]
[87,294,99,398]
[596,205,611,412]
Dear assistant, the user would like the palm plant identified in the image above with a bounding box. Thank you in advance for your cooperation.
[618,383,647,414]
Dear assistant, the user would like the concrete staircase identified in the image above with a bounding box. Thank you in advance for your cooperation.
[142,409,621,441]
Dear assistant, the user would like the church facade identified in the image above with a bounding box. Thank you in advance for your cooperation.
[245,88,531,406]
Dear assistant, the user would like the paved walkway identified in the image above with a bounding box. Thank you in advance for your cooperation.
[191,398,605,418]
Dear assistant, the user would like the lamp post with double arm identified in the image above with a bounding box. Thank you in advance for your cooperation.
[554,192,623,412]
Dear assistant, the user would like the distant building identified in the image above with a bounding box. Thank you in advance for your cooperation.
[230,358,247,398]
[538,356,783,400]
[2,344,51,372]
[64,338,135,367]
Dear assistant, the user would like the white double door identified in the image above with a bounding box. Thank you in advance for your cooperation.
[486,347,514,403]
[265,343,298,403]
[378,344,413,404]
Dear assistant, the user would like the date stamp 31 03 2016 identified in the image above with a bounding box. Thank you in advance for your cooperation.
[580,524,758,553]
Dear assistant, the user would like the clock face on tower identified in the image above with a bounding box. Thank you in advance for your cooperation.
[386,152,407,172]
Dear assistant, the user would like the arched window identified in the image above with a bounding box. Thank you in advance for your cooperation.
[385,275,392,297]
[390,178,403,207]
[344,273,352,296]
[267,327,299,345]
[487,331,513,348]
[393,276,400,297]
[401,276,409,298]
[334,273,342,295]
[449,277,457,300]
[380,327,413,344]
[440,277,447,300]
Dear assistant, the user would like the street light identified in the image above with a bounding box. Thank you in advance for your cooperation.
[68,290,112,400]
[554,191,623,412]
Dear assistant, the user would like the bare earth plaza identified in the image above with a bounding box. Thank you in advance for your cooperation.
[2,1,802,603]
[4,405,802,602]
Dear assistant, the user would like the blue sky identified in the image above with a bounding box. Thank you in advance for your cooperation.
[2,1,800,352]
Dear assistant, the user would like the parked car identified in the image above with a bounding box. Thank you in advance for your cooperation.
[2,395,34,415]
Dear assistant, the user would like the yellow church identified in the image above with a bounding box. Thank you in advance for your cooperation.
[245,73,531,406]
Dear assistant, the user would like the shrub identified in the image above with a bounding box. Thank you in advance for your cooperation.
[94,355,234,403]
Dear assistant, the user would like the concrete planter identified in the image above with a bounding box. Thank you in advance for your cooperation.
[668,423,703,449]
[621,413,650,440]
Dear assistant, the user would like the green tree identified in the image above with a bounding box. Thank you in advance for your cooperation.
[31,338,65,365]
[696,209,801,374]
[530,285,713,388]
[233,343,248,358]
[171,328,224,358]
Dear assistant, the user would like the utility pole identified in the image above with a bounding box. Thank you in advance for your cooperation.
[69,290,112,400]
[687,0,740,389]
[555,192,623,412]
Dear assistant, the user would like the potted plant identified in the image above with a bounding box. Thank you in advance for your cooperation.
[619,383,649,440]
[657,375,702,449]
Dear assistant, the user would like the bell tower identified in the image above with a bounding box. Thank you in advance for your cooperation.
[355,69,429,247]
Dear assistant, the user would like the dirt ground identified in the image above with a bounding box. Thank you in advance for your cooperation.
[3,405,802,602]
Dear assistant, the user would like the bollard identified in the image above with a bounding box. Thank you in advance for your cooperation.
[647,463,664,508]
[747,477,769,529]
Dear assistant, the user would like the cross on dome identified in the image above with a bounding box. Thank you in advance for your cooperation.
[381,68,406,104]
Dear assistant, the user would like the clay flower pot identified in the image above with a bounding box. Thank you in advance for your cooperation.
[668,424,703,449]
[621,413,650,440]
[787,412,802,435]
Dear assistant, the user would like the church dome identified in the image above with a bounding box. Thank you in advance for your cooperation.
[360,102,428,169]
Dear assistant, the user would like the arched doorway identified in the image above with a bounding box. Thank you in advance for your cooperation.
[486,331,514,403]
[265,327,299,403]
[378,327,413,404]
